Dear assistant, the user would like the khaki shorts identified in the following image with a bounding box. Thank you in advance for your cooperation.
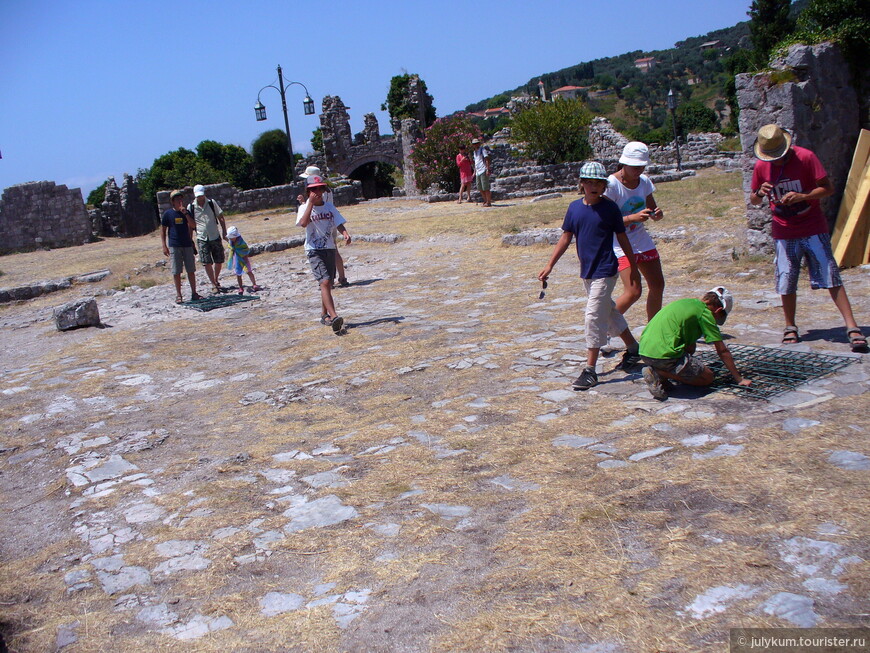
[582,276,628,349]
[476,173,491,192]
[641,353,708,384]
[169,247,196,276]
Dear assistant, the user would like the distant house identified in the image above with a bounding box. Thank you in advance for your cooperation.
[484,107,510,118]
[468,107,509,120]
[634,57,656,72]
[700,40,722,51]
[550,85,590,101]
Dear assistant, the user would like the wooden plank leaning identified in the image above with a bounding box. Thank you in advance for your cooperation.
[833,159,870,268]
[831,129,870,252]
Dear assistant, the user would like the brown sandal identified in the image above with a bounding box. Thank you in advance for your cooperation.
[848,328,868,353]
[782,326,800,344]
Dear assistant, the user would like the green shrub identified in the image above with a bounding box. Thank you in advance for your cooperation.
[509,98,593,165]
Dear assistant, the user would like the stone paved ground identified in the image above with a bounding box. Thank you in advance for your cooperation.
[1,172,869,651]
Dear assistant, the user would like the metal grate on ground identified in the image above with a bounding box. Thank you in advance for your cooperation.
[692,344,858,400]
[181,294,259,312]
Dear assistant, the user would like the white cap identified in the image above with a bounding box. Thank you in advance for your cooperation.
[300,166,322,179]
[708,286,733,325]
[619,142,650,167]
[193,184,206,197]
[227,226,240,239]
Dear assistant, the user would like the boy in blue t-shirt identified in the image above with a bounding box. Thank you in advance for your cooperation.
[161,189,201,304]
[538,162,640,390]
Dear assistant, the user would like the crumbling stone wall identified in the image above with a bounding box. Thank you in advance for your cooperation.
[0,181,91,253]
[737,42,859,253]
[89,174,156,238]
[156,180,361,216]
[320,98,404,178]
[320,95,354,174]
[589,118,733,168]
[588,117,629,160]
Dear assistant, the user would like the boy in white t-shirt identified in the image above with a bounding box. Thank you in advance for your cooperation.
[296,175,351,334]
[605,141,666,322]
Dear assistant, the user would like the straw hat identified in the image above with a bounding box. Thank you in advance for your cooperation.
[753,124,792,161]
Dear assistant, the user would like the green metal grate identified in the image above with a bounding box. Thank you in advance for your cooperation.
[180,294,259,312]
[692,344,858,400]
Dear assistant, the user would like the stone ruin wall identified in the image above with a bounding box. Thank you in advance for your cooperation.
[422,118,740,202]
[736,42,860,254]
[89,174,157,238]
[155,180,362,217]
[0,181,91,253]
[318,96,404,179]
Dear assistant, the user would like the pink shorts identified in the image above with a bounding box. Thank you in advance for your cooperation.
[617,248,660,272]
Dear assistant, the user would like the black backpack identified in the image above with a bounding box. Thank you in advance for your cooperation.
[188,199,217,217]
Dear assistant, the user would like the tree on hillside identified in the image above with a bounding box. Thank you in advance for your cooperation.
[509,98,593,165]
[749,0,794,58]
[381,73,436,128]
[251,129,294,187]
[409,114,481,192]
[677,101,719,134]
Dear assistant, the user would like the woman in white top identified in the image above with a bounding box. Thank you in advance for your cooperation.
[604,141,666,320]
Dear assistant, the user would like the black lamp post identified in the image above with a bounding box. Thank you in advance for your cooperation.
[255,65,315,181]
[667,88,682,171]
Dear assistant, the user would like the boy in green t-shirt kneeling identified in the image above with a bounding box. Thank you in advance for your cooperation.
[638,286,751,400]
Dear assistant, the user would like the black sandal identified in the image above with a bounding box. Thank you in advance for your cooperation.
[847,328,869,353]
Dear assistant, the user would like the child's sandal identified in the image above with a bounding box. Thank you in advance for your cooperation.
[847,328,869,353]
[782,326,800,344]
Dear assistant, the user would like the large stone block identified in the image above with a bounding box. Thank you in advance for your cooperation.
[54,298,101,331]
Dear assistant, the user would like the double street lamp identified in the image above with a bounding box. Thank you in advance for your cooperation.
[667,88,682,171]
[255,65,315,181]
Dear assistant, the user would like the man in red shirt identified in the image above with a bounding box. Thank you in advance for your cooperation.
[750,124,867,352]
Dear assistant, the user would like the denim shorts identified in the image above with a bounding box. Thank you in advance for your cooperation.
[774,233,842,295]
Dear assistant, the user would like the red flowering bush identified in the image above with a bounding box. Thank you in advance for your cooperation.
[410,114,482,193]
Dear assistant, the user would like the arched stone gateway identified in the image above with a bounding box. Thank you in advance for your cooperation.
[339,152,403,178]
[319,95,418,196]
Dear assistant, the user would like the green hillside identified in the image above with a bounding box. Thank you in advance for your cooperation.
[465,1,811,140]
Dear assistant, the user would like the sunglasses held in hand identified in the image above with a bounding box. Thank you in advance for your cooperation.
[539,280,547,300]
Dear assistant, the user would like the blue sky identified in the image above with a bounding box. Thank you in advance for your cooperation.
[0,0,752,198]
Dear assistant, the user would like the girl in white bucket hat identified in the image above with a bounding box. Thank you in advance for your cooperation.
[604,141,667,322]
